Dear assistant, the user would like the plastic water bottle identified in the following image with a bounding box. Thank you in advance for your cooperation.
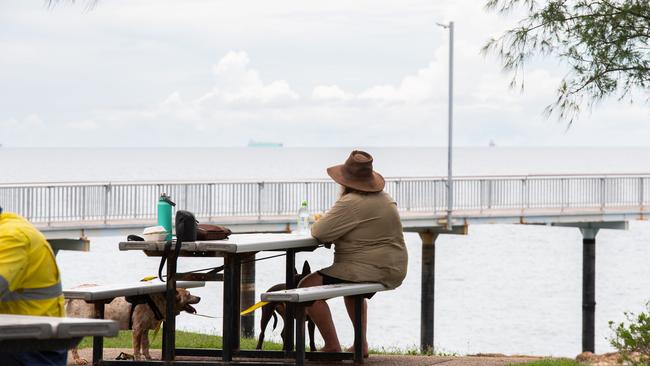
[157,193,176,240]
[297,200,310,234]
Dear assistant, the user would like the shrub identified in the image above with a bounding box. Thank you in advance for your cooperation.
[608,302,650,366]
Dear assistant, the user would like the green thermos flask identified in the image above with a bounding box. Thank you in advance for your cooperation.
[157,193,176,240]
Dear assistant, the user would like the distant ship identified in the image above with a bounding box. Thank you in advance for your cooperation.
[489,139,496,148]
[247,140,283,148]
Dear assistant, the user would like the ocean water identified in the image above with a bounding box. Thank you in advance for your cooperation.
[2,147,650,357]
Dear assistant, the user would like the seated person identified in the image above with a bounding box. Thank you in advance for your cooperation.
[299,150,408,356]
[0,207,67,366]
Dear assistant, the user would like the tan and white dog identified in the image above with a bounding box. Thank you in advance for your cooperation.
[65,285,201,364]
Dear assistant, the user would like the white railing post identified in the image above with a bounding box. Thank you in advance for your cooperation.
[521,178,527,213]
[639,177,644,208]
[103,184,110,224]
[600,177,606,211]
[47,186,52,226]
[208,183,214,221]
[257,182,263,220]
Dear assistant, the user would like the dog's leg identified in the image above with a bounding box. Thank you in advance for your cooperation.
[71,346,88,365]
[256,304,275,350]
[132,328,144,361]
[142,330,153,360]
[307,316,317,352]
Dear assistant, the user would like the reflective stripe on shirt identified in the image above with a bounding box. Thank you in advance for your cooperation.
[0,277,62,302]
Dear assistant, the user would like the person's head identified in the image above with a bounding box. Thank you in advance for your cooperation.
[327,150,384,195]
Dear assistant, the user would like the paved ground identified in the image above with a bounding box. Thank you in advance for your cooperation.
[67,348,543,366]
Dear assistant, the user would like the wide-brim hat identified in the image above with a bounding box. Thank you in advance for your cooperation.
[326,150,385,193]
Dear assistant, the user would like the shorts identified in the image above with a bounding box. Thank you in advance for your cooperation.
[318,271,376,299]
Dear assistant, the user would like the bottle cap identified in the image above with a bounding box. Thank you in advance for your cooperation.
[159,193,176,206]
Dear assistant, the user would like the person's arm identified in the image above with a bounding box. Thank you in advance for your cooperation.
[0,229,28,298]
[311,195,358,244]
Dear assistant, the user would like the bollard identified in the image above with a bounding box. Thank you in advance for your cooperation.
[419,231,438,354]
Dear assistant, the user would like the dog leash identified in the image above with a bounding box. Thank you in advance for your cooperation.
[189,313,219,319]
[240,301,269,315]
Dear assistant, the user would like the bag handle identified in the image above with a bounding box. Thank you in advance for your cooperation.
[158,214,187,282]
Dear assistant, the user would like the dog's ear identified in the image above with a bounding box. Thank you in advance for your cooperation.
[301,261,311,276]
[293,267,298,275]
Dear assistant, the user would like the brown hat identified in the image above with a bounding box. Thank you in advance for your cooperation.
[326,150,385,192]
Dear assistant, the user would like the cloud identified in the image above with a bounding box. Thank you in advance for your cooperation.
[312,85,352,102]
[2,0,649,147]
[0,114,44,130]
[200,51,299,107]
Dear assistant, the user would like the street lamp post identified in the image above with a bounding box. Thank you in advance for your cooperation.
[437,21,454,231]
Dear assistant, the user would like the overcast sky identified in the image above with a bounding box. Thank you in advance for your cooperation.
[1,0,648,147]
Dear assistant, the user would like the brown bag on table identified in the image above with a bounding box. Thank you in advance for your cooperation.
[196,224,232,240]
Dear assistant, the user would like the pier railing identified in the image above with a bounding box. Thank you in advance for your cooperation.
[1,174,648,225]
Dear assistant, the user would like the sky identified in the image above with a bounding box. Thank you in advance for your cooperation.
[0,0,649,148]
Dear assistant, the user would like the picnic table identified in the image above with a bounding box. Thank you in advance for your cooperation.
[0,314,118,353]
[116,233,321,365]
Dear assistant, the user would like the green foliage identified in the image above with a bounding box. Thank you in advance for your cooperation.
[608,302,650,366]
[483,0,650,123]
[76,330,283,350]
[509,359,581,366]
[372,345,458,356]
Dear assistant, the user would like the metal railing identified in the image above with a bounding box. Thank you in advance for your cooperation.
[0,174,648,225]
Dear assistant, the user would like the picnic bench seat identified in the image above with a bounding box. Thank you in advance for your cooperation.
[63,280,205,302]
[262,283,388,366]
[0,314,118,352]
[63,280,205,365]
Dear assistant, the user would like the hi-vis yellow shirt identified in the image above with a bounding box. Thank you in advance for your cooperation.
[0,212,65,317]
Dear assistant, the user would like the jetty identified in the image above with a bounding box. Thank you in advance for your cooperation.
[2,173,648,354]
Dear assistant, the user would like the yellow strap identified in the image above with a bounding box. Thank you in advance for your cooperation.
[240,301,269,315]
[140,276,157,282]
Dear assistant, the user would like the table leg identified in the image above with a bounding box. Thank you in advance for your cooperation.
[295,304,306,366]
[353,296,364,364]
[284,249,296,352]
[92,303,104,366]
[234,255,241,352]
[163,251,177,361]
[222,254,236,362]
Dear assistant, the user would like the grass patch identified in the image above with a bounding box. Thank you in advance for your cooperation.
[77,330,283,351]
[371,345,457,357]
[509,359,582,366]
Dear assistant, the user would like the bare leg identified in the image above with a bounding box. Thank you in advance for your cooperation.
[298,273,341,352]
[344,296,368,357]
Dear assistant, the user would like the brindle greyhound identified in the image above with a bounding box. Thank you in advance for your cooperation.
[256,261,316,351]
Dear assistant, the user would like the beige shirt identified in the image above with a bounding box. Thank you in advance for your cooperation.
[311,191,408,289]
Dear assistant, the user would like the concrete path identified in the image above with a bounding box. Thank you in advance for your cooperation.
[67,348,542,366]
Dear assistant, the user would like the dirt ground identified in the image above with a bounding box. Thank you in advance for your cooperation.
[67,348,543,366]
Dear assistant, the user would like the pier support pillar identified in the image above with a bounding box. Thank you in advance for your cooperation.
[241,253,256,338]
[580,227,598,353]
[553,221,627,354]
[418,225,467,354]
[419,231,438,354]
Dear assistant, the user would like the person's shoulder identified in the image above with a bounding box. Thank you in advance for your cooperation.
[338,192,360,203]
[0,213,37,236]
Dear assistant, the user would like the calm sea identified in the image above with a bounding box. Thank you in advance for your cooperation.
[2,147,650,356]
